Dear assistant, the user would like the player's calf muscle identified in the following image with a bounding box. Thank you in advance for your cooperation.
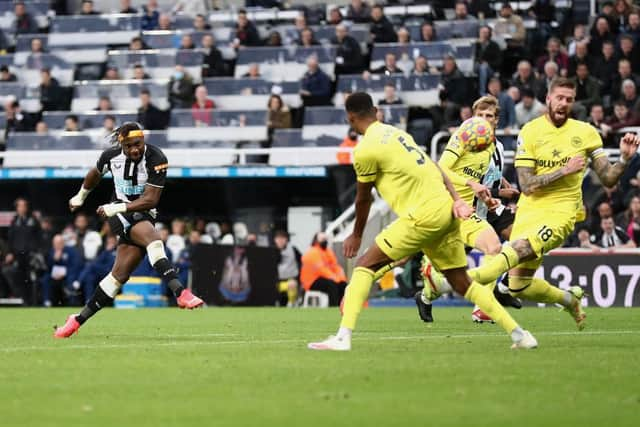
[443,268,471,294]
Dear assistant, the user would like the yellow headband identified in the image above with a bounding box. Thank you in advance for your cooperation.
[118,129,144,142]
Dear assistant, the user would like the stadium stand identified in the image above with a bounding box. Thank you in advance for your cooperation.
[1,0,640,308]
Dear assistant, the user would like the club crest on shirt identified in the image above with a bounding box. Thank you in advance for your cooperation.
[571,136,582,147]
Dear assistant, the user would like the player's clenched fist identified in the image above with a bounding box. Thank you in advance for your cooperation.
[97,203,127,218]
[562,155,586,176]
[69,187,91,212]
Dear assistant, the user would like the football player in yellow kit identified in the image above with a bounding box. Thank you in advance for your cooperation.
[415,96,522,323]
[469,77,640,330]
[307,93,537,351]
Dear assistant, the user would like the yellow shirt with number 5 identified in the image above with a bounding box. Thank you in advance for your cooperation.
[353,121,451,219]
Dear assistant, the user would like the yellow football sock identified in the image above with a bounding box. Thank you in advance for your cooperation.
[469,245,519,284]
[480,254,497,291]
[287,282,297,305]
[340,267,375,330]
[464,281,518,334]
[372,262,395,281]
[510,277,567,305]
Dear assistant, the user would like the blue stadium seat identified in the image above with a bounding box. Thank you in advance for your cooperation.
[336,74,440,107]
[7,133,95,150]
[203,77,302,110]
[41,111,138,130]
[48,15,140,46]
[277,24,369,47]
[107,49,202,81]
[234,46,336,82]
[271,129,303,147]
[434,20,480,39]
[72,80,169,112]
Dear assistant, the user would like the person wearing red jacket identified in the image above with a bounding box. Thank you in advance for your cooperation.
[191,85,215,126]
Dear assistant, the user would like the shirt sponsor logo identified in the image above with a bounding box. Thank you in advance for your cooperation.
[462,166,483,180]
[154,163,169,172]
[537,156,570,168]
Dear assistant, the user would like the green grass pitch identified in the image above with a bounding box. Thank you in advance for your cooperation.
[0,307,638,427]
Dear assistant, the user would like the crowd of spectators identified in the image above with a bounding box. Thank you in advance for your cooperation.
[0,195,349,307]
[2,1,639,148]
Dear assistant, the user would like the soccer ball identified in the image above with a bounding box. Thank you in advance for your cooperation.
[456,117,494,152]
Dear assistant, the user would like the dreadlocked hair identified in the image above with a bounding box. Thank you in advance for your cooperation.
[108,122,144,146]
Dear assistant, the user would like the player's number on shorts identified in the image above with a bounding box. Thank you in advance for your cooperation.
[470,214,483,223]
[538,225,553,242]
[398,136,425,165]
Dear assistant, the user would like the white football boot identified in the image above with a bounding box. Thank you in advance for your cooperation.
[307,335,351,351]
[511,330,538,350]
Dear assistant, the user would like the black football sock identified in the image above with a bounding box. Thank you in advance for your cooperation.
[152,258,185,297]
[76,286,113,325]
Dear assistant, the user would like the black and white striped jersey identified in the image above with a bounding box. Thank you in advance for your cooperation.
[96,144,168,203]
[476,140,505,219]
[488,139,505,193]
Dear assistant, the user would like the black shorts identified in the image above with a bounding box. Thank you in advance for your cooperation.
[487,207,516,238]
[108,211,156,247]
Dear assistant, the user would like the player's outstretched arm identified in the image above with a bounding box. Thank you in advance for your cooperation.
[591,132,640,187]
[517,155,586,195]
[439,151,495,205]
[343,181,374,258]
[126,185,162,212]
[69,167,103,212]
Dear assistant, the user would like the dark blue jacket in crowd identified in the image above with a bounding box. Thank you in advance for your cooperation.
[496,91,517,129]
[301,68,332,98]
[46,246,83,286]
[78,246,117,285]
[141,7,159,31]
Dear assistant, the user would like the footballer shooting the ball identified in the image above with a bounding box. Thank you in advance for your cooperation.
[54,122,204,338]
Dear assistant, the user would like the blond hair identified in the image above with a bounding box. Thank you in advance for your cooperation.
[472,95,500,117]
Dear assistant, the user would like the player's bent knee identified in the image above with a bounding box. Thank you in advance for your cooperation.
[146,240,167,265]
[476,230,502,255]
[508,276,532,296]
[485,241,502,256]
[99,273,122,298]
[512,239,535,260]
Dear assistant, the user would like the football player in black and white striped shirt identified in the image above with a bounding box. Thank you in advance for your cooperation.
[54,123,203,338]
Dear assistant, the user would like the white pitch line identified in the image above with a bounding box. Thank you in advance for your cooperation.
[372,330,640,340]
[1,330,638,353]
